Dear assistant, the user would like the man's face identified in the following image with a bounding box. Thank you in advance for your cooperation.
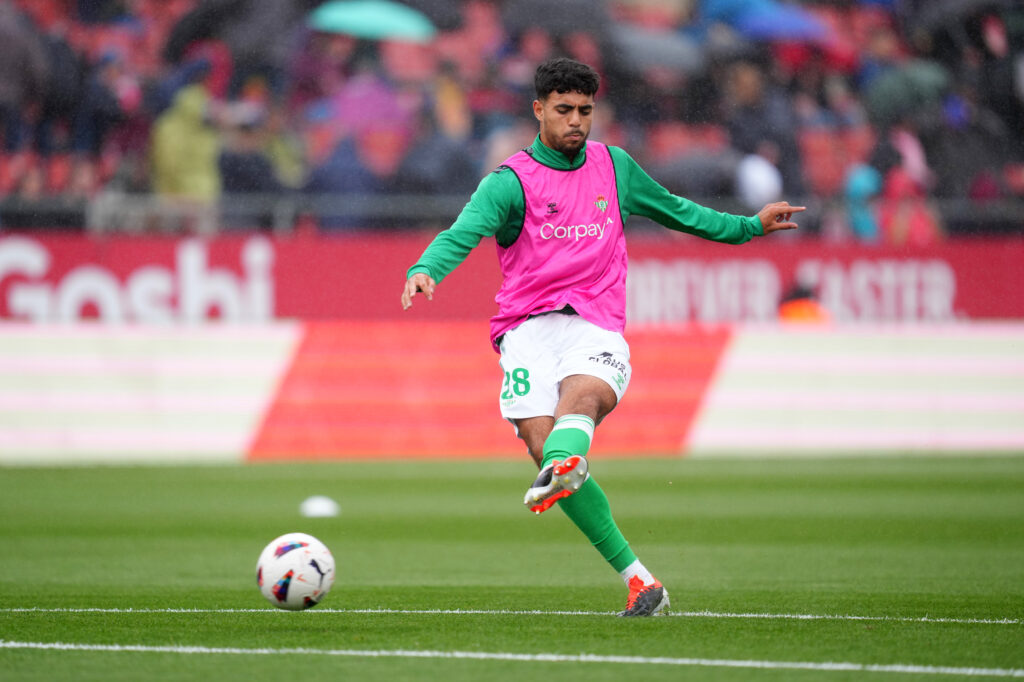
[534,90,594,157]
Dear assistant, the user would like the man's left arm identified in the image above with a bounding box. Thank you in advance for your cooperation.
[608,147,802,242]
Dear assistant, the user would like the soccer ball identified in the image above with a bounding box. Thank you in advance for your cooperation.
[256,532,335,610]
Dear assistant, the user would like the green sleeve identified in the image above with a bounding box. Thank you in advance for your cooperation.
[608,146,764,244]
[406,168,525,282]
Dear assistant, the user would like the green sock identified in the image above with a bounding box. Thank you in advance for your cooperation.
[558,477,637,572]
[540,414,595,468]
[541,415,638,573]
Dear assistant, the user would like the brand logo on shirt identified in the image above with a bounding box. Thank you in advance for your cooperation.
[594,195,608,212]
[539,217,614,241]
[546,202,559,214]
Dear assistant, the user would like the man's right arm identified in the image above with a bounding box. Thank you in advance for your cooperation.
[406,168,520,283]
[402,167,521,310]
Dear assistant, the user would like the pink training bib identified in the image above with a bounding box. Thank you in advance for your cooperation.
[490,142,627,350]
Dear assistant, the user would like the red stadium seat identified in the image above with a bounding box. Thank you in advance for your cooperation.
[45,154,72,194]
[0,153,15,195]
[646,122,729,165]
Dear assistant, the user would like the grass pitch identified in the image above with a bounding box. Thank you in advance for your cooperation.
[1,456,1022,681]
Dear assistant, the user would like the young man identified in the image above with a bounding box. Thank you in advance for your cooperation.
[401,58,803,616]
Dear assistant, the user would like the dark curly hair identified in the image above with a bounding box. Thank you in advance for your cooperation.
[534,57,600,100]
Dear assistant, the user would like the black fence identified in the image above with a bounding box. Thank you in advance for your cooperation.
[0,192,1021,237]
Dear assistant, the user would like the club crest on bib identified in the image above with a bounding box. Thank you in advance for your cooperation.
[594,195,608,212]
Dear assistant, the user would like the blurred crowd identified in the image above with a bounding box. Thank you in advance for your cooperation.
[0,0,1022,239]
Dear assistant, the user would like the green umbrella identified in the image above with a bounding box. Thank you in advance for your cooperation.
[309,0,437,43]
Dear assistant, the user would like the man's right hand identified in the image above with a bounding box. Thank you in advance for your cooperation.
[401,272,437,310]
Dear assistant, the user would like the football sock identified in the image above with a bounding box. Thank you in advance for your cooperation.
[618,558,656,586]
[558,477,637,572]
[541,415,638,573]
[540,414,595,468]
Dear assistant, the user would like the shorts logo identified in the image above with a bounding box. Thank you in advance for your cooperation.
[589,351,628,390]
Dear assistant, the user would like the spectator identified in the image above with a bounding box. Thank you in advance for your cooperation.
[302,135,381,229]
[843,163,883,243]
[76,0,132,24]
[500,26,558,102]
[856,12,904,91]
[261,104,307,191]
[925,85,1012,200]
[395,112,479,198]
[394,64,479,197]
[149,82,222,232]
[287,32,360,114]
[735,141,784,211]
[151,52,220,119]
[886,120,934,193]
[33,20,85,160]
[73,52,131,164]
[480,110,536,172]
[302,119,418,228]
[975,13,1024,157]
[778,282,831,324]
[878,166,943,246]
[302,65,420,227]
[218,105,282,193]
[722,59,807,197]
[0,3,49,156]
[217,103,291,230]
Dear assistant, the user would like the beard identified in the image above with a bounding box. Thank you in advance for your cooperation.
[551,131,587,156]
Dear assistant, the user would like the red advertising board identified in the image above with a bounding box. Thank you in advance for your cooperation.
[0,231,1022,322]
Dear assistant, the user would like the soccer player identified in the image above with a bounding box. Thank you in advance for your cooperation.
[401,57,803,616]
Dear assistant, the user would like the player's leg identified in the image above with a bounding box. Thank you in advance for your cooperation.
[514,415,552,469]
[499,317,600,513]
[526,377,668,616]
[520,374,607,512]
[500,317,667,615]
[543,321,670,615]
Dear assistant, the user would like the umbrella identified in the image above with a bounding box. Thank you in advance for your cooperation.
[500,0,611,38]
[309,0,437,43]
[733,4,832,43]
[164,0,321,64]
[864,60,950,126]
[610,24,706,75]
[701,0,833,43]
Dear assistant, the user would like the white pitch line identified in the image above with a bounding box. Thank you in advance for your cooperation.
[1,640,1022,678]
[2,607,1019,625]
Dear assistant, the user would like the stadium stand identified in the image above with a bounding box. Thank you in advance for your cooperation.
[0,0,1020,237]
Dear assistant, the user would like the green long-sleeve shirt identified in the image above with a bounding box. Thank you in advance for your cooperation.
[407,135,764,283]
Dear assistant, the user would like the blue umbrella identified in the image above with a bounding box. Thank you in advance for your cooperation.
[309,0,437,43]
[702,0,831,43]
[733,4,831,42]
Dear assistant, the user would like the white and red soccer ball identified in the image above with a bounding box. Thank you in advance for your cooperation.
[256,532,335,610]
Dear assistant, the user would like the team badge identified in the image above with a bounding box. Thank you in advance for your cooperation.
[594,195,608,212]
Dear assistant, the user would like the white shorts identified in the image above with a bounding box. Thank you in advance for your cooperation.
[497,313,631,420]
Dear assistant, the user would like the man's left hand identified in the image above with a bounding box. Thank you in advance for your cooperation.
[757,202,806,233]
